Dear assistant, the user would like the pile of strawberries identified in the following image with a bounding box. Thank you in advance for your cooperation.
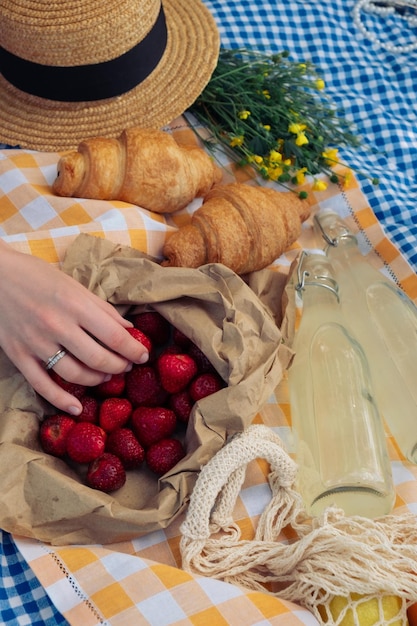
[39,311,225,493]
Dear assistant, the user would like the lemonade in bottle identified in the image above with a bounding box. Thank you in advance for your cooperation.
[288,252,395,518]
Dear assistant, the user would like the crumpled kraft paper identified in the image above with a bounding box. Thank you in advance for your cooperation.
[0,234,294,545]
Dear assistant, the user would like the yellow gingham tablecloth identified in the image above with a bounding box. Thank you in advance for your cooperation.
[2,119,417,625]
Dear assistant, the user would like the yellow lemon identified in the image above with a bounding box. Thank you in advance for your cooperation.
[318,593,406,625]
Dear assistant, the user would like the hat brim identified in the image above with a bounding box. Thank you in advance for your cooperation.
[0,0,220,152]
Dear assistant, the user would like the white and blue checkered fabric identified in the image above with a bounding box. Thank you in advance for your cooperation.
[0,530,69,625]
[205,0,417,269]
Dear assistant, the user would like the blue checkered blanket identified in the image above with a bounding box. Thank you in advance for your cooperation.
[0,530,68,625]
[2,0,417,623]
[208,0,417,270]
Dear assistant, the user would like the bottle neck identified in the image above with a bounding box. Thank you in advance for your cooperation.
[296,252,340,309]
[326,237,362,264]
[301,283,340,307]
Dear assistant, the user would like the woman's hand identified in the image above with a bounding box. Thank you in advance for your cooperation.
[0,242,149,414]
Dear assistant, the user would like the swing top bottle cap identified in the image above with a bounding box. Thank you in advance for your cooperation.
[314,210,357,247]
[296,251,339,297]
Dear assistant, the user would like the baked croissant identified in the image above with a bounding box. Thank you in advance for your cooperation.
[162,183,310,274]
[52,127,222,214]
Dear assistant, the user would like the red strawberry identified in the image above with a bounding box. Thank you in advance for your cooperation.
[48,371,86,400]
[77,395,99,423]
[158,343,184,356]
[106,428,145,470]
[99,397,132,432]
[126,327,152,353]
[172,328,191,348]
[66,422,106,463]
[188,343,216,374]
[131,406,177,448]
[86,453,126,492]
[125,365,167,407]
[146,438,185,476]
[157,353,198,394]
[39,414,76,457]
[169,390,194,423]
[94,372,125,398]
[131,311,171,345]
[189,372,224,401]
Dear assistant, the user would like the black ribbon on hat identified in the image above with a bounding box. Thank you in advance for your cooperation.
[0,5,167,102]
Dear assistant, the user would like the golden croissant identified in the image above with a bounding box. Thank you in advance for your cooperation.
[52,127,222,213]
[162,183,310,274]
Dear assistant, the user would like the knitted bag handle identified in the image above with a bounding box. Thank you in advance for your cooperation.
[181,424,301,542]
[180,425,417,624]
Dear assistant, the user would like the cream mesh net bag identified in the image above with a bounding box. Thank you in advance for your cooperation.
[180,425,417,625]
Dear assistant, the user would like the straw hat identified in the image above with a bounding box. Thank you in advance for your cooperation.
[0,0,220,152]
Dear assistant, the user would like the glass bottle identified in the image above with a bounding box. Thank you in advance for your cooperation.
[315,210,417,464]
[288,252,395,519]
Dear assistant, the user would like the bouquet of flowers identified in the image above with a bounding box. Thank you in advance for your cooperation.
[189,48,378,197]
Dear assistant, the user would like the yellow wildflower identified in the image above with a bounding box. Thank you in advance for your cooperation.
[315,79,325,90]
[288,122,307,134]
[295,132,309,147]
[267,167,283,181]
[254,155,263,164]
[238,110,251,120]
[283,158,292,166]
[343,170,353,188]
[322,148,338,165]
[263,124,271,131]
[230,135,244,148]
[262,90,271,99]
[295,167,308,185]
[313,179,328,191]
[269,149,282,163]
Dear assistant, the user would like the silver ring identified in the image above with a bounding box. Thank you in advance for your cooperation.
[45,348,68,371]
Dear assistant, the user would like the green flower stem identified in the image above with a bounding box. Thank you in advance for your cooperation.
[188,47,377,196]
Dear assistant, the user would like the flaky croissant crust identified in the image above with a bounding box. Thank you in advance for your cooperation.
[52,127,222,214]
[162,183,310,274]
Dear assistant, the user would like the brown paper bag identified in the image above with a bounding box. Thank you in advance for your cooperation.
[0,234,292,545]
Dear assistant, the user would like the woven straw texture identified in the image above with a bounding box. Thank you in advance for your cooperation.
[0,0,220,151]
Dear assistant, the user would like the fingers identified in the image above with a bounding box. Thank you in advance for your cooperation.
[49,350,126,387]
[4,330,146,415]
[16,348,133,416]
[57,323,149,376]
[88,296,134,329]
[37,331,144,412]
[56,293,149,367]
[15,356,84,415]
